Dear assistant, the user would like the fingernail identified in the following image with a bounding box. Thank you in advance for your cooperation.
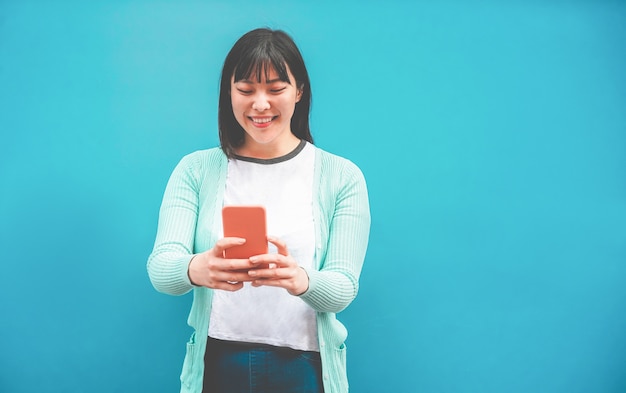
[248,270,257,277]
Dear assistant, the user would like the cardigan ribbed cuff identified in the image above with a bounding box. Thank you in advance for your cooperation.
[298,266,358,313]
[147,253,195,296]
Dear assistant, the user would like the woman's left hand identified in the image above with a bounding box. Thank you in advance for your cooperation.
[247,235,310,296]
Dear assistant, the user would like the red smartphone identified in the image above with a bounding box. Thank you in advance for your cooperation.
[222,205,268,259]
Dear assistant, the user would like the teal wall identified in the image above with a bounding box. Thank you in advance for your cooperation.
[1,1,625,392]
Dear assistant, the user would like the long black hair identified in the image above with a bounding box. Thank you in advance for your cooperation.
[218,28,313,157]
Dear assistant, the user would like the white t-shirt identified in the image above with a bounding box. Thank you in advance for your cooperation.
[208,140,319,352]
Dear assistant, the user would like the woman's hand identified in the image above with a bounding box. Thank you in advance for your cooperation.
[188,237,256,291]
[247,236,310,296]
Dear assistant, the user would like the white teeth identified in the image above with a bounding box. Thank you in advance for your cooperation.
[251,117,273,123]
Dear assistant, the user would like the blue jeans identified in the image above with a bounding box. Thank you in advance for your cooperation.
[202,337,324,393]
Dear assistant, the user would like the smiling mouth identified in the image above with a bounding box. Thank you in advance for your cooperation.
[249,116,278,124]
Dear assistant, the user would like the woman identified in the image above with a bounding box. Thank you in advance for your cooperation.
[147,28,370,393]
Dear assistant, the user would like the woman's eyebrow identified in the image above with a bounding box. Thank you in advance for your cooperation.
[266,78,288,84]
[237,78,289,84]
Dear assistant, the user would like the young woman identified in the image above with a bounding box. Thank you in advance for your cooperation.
[147,28,370,393]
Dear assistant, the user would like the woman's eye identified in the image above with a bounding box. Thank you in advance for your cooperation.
[236,88,253,94]
[270,87,286,93]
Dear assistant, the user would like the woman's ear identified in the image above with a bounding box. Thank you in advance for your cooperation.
[296,84,304,102]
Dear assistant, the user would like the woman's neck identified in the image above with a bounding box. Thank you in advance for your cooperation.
[235,133,301,159]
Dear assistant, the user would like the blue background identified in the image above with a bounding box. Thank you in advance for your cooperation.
[1,1,625,392]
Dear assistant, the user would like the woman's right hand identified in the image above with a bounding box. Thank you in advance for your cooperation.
[187,238,255,291]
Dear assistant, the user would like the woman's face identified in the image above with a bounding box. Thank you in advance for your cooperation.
[231,65,302,156]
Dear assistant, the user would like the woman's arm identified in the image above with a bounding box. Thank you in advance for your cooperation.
[147,154,201,296]
[299,159,371,313]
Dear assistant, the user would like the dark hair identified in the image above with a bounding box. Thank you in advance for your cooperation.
[218,28,313,157]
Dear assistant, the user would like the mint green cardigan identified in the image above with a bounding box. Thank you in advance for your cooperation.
[147,146,370,393]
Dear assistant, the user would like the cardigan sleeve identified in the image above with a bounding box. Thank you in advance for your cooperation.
[147,153,202,296]
[299,158,371,313]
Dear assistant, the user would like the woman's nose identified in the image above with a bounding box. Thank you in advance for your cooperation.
[251,93,270,111]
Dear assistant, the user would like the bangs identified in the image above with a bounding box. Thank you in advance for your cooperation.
[232,44,291,83]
